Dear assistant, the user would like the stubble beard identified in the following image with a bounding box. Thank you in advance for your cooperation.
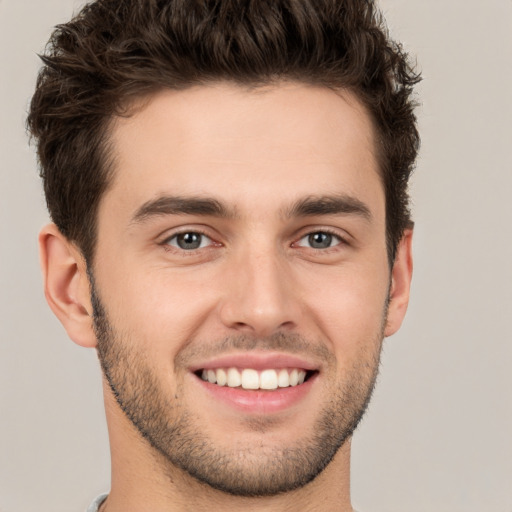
[91,278,385,497]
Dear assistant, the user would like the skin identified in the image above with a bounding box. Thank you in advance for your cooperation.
[40,82,413,511]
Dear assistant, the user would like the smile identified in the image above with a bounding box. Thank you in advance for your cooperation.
[199,367,312,390]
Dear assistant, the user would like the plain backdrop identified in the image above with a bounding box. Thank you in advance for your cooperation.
[1,0,511,511]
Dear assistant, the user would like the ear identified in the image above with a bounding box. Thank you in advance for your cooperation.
[39,223,97,348]
[384,228,413,337]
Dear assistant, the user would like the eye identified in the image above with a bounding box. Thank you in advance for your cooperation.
[165,232,213,250]
[296,231,343,249]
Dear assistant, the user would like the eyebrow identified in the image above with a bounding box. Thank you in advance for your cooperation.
[130,193,372,225]
[131,195,237,224]
[285,194,372,221]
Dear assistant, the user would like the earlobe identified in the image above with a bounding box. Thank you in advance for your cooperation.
[384,228,413,337]
[39,224,97,348]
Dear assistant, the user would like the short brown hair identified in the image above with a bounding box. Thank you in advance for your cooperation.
[28,0,420,264]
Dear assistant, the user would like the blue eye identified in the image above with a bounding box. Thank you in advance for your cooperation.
[297,232,342,249]
[166,232,212,250]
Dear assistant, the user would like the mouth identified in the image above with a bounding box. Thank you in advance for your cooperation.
[195,367,317,390]
[189,353,320,413]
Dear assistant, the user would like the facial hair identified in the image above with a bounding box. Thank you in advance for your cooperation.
[91,275,386,497]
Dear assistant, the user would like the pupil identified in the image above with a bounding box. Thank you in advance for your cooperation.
[309,232,332,249]
[178,233,201,249]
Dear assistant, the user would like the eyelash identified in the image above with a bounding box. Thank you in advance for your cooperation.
[294,229,348,250]
[160,227,348,254]
[161,229,217,252]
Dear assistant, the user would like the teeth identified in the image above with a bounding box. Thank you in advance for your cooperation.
[216,368,227,386]
[200,367,308,390]
[207,369,217,384]
[241,369,259,390]
[227,367,242,387]
[278,368,290,388]
[260,369,278,390]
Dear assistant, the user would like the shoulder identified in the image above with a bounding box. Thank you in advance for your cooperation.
[86,493,109,512]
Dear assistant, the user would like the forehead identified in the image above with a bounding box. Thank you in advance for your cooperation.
[102,82,383,222]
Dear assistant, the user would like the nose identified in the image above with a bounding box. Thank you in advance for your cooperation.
[218,247,301,336]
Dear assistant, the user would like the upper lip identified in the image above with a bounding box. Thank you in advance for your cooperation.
[189,351,320,373]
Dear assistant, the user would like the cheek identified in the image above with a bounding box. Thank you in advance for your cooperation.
[96,261,221,351]
[298,261,390,352]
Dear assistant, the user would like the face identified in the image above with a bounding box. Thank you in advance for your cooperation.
[91,83,398,496]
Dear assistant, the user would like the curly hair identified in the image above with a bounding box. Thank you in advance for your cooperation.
[28,0,420,264]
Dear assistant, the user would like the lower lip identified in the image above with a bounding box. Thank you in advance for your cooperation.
[193,374,317,414]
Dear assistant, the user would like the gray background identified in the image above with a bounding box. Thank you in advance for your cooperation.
[1,0,511,511]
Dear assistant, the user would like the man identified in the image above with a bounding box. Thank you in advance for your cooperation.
[28,0,420,510]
